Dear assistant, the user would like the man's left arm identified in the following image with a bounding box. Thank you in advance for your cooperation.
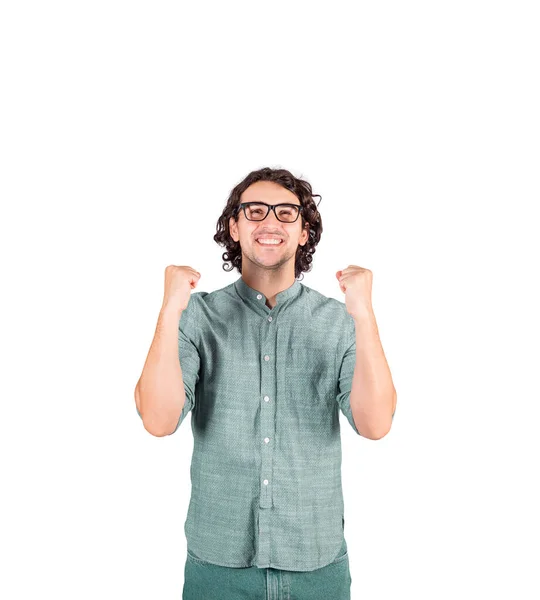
[349,309,396,439]
[336,265,397,440]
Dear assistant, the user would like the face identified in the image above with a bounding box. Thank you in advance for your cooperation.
[229,180,310,273]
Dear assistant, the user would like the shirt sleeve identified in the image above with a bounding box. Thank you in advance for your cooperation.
[168,293,201,434]
[135,292,201,434]
[335,314,364,436]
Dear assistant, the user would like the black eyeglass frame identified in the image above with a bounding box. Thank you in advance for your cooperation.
[234,201,304,223]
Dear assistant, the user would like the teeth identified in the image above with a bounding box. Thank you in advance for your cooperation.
[257,239,282,245]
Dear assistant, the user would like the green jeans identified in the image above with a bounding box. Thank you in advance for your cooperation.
[182,548,352,600]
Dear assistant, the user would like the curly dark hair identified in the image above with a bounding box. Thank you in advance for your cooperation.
[213,167,323,280]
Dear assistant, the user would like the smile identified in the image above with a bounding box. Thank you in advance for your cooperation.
[256,238,284,246]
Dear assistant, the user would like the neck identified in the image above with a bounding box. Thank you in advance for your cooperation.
[241,266,296,308]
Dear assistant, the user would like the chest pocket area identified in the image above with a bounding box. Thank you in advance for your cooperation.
[284,345,336,406]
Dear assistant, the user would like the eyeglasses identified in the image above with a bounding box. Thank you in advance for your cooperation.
[235,202,303,223]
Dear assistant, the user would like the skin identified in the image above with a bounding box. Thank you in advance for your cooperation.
[228,180,310,309]
[135,179,396,438]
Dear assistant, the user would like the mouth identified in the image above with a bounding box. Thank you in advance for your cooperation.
[255,237,285,247]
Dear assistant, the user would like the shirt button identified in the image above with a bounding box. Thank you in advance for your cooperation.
[264,355,270,361]
[267,316,272,322]
[263,479,269,485]
[264,437,270,444]
[256,294,263,300]
[264,396,270,402]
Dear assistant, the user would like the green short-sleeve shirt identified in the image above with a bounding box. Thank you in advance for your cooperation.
[138,275,363,571]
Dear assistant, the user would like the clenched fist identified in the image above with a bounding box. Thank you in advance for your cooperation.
[162,265,201,313]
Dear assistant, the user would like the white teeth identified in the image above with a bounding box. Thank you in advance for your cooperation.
[257,239,282,245]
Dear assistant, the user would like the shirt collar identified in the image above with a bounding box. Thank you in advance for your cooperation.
[234,275,302,311]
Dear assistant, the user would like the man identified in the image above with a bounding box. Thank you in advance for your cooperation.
[135,167,397,599]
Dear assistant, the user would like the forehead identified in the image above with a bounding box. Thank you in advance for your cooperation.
[241,181,300,205]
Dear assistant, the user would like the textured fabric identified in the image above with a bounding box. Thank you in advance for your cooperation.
[137,275,363,571]
[182,544,352,599]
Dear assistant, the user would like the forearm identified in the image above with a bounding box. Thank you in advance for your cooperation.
[349,309,396,439]
[135,305,186,437]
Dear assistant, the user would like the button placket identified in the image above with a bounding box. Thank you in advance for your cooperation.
[258,309,277,567]
[263,314,272,445]
[260,349,273,507]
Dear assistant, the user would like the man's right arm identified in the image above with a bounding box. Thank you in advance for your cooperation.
[134,305,187,437]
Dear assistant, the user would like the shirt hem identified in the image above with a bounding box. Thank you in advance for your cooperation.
[186,551,348,572]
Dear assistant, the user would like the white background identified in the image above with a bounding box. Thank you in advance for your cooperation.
[1,1,539,598]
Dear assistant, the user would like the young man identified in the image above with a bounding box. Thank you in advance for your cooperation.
[135,167,397,600]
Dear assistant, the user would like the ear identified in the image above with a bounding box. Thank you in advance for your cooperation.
[300,222,310,247]
[229,215,239,243]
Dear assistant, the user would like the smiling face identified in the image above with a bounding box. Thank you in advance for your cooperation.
[229,180,310,274]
